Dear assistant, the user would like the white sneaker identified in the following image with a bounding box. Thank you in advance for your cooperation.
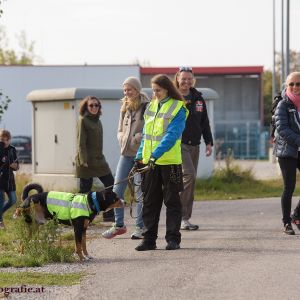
[131,226,144,240]
[181,220,199,231]
[102,224,127,239]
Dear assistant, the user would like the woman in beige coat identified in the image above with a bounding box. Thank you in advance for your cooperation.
[102,77,149,239]
[75,96,114,221]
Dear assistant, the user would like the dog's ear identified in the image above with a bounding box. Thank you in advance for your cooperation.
[104,190,118,203]
[24,214,33,224]
[96,190,118,211]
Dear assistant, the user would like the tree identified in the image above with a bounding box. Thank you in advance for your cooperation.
[0,1,40,123]
[0,90,11,124]
[0,1,3,17]
[0,26,39,65]
[263,70,273,127]
[0,0,11,124]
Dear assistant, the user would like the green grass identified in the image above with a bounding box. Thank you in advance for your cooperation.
[0,173,75,267]
[0,272,84,287]
[194,164,299,200]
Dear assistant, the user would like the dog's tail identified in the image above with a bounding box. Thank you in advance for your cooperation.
[21,183,44,207]
[18,183,44,224]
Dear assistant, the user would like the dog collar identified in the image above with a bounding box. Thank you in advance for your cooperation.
[91,192,101,214]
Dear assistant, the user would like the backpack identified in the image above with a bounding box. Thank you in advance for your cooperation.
[140,102,148,120]
[270,92,283,139]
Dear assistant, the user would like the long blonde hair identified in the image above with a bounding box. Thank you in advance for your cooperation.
[120,92,149,113]
[121,95,142,113]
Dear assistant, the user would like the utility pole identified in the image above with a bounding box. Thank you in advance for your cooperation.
[272,0,277,97]
[285,0,290,77]
[281,0,285,85]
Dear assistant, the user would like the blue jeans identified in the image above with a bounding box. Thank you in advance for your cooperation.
[0,190,17,221]
[113,155,144,228]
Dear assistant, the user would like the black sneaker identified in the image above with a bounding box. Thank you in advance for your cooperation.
[283,223,295,235]
[166,241,180,250]
[135,242,156,251]
[102,210,115,222]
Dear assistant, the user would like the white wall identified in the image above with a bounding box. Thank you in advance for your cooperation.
[0,65,139,136]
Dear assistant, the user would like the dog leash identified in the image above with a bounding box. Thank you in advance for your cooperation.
[96,165,149,219]
[127,167,145,219]
[97,165,149,193]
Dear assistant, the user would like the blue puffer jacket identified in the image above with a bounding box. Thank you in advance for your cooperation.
[274,91,300,158]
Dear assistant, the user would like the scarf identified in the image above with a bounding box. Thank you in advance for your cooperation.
[287,90,300,112]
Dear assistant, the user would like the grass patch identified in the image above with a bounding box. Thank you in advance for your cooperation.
[194,163,299,200]
[0,218,75,268]
[0,173,76,267]
[0,272,83,287]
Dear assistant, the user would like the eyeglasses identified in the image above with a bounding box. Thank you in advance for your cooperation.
[88,104,100,108]
[179,66,193,73]
[288,82,300,87]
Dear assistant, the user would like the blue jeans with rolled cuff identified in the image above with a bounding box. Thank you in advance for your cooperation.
[0,190,17,221]
[113,155,144,228]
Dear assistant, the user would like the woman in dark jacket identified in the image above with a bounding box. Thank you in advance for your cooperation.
[75,96,114,221]
[274,72,300,235]
[0,129,19,229]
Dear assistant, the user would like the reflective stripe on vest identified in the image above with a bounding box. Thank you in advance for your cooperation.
[47,191,91,220]
[142,98,188,165]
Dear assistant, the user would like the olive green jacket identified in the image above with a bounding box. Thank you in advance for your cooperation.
[75,113,111,178]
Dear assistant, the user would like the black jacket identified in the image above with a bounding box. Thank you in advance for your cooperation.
[182,87,213,146]
[0,142,19,191]
[274,93,300,158]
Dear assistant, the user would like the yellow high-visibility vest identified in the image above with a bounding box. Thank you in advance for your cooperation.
[47,191,91,220]
[142,97,188,165]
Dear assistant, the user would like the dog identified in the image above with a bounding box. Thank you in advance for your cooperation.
[292,200,300,231]
[14,183,124,261]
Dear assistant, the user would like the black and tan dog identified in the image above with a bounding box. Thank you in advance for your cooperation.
[14,183,124,261]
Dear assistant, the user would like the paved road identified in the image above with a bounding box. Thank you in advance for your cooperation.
[56,197,300,300]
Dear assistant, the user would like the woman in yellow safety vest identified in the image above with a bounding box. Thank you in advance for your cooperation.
[134,74,188,251]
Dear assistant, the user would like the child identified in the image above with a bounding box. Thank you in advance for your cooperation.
[0,129,19,229]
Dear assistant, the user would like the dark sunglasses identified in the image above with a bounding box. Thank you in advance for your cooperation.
[179,66,193,73]
[288,82,300,87]
[88,104,100,108]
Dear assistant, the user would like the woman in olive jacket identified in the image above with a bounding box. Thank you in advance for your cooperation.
[75,96,114,221]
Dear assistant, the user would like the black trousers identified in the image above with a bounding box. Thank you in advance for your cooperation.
[141,164,183,244]
[278,153,300,224]
[79,173,114,193]
[79,173,115,218]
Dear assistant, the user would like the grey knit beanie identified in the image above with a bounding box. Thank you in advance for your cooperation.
[123,76,142,92]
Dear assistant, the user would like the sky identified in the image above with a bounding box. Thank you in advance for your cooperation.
[1,0,300,70]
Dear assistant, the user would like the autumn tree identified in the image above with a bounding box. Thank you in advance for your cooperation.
[263,49,300,126]
[0,1,40,123]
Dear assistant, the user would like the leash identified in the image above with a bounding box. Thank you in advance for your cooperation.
[127,167,145,219]
[96,165,149,219]
[97,165,149,193]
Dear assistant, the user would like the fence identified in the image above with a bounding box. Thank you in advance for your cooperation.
[214,121,269,159]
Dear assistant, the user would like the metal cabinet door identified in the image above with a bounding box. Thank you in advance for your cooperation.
[34,101,77,174]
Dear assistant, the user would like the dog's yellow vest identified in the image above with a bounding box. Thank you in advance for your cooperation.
[47,191,91,220]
